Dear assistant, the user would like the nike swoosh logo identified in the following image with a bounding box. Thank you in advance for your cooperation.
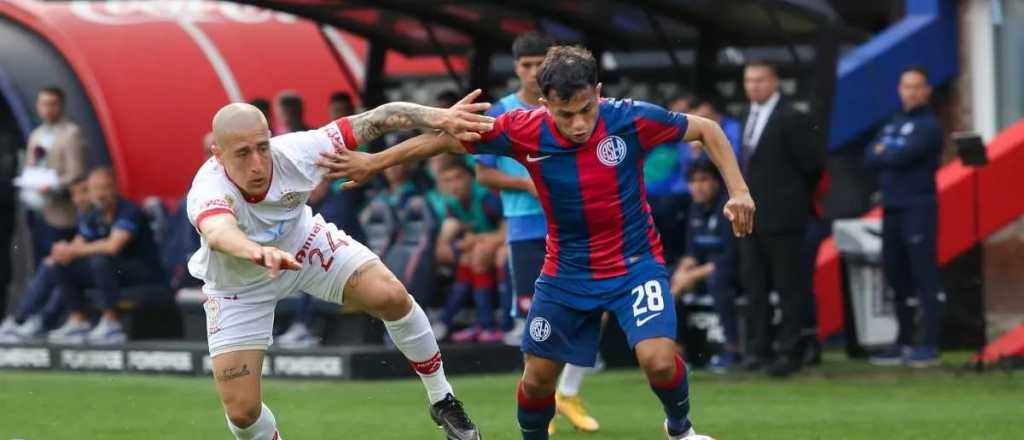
[526,154,552,163]
[636,313,661,327]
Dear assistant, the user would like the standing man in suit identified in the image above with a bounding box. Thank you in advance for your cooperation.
[20,86,86,269]
[738,61,825,376]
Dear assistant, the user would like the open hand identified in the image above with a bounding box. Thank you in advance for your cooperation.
[432,89,494,142]
[317,139,376,190]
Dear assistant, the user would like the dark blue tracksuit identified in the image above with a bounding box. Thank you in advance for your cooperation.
[686,195,739,350]
[865,106,944,348]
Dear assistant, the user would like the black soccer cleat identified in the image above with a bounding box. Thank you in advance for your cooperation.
[430,393,482,440]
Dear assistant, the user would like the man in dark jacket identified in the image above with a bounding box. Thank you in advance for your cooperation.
[866,66,945,367]
[738,61,825,376]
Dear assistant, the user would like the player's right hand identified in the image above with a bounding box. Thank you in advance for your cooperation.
[318,139,376,190]
[250,246,302,278]
[433,89,494,142]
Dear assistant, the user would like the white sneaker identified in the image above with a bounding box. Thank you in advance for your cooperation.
[277,322,318,349]
[431,322,449,342]
[86,318,127,345]
[665,422,716,440]
[15,315,44,339]
[0,316,17,333]
[503,318,525,346]
[0,317,20,344]
[48,319,91,345]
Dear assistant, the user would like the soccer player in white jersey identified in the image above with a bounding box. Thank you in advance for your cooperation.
[188,92,493,440]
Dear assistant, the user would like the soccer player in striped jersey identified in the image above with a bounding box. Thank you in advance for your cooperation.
[318,46,754,440]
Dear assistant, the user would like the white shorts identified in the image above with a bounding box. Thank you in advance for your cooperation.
[203,220,378,357]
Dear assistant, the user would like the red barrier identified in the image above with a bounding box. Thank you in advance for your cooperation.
[3,0,360,201]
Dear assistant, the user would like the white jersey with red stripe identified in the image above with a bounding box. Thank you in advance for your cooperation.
[186,118,356,295]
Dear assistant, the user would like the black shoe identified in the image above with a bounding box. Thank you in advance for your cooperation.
[430,394,481,440]
[800,339,822,367]
[766,356,801,377]
[740,357,765,372]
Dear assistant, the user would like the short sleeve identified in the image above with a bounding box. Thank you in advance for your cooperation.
[112,205,141,235]
[78,214,97,240]
[462,111,516,156]
[187,181,235,230]
[631,100,690,152]
[272,118,358,185]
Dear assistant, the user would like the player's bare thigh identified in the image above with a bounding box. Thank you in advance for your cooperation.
[340,259,412,321]
[211,349,265,425]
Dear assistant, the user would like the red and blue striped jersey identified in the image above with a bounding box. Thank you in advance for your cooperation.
[463,98,689,280]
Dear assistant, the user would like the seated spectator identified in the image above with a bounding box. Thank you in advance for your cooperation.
[160,133,212,290]
[644,135,692,265]
[671,159,740,372]
[432,160,505,343]
[0,177,91,342]
[45,168,163,345]
[377,161,423,210]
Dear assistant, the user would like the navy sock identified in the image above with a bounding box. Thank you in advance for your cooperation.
[517,382,554,440]
[473,288,496,330]
[441,281,471,325]
[650,354,692,435]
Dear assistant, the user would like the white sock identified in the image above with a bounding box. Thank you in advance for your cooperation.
[227,403,281,440]
[384,297,454,404]
[558,363,588,397]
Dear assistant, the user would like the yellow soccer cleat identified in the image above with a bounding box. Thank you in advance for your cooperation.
[555,393,600,432]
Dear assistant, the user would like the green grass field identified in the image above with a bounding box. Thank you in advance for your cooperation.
[1,353,1021,439]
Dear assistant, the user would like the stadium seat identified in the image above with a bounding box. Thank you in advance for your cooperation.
[358,198,398,256]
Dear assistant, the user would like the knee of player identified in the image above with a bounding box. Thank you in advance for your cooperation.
[519,374,557,398]
[639,352,678,382]
[373,276,412,319]
[224,399,262,428]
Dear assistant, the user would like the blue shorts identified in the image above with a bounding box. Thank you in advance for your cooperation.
[522,260,677,367]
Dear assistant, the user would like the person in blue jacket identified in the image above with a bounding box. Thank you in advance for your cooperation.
[670,159,739,372]
[865,65,945,367]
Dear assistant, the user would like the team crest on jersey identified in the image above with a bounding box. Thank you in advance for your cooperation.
[597,136,627,166]
[900,122,915,135]
[203,298,221,335]
[280,191,304,210]
[530,317,551,342]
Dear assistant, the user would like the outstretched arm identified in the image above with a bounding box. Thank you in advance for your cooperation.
[684,115,755,236]
[318,133,466,190]
[197,214,301,278]
[345,90,494,145]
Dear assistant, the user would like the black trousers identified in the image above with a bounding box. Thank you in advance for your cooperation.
[740,231,811,359]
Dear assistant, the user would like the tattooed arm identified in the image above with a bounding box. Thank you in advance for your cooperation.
[346,90,494,145]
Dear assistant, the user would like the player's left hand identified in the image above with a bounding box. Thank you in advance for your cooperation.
[723,191,755,237]
[317,139,376,189]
